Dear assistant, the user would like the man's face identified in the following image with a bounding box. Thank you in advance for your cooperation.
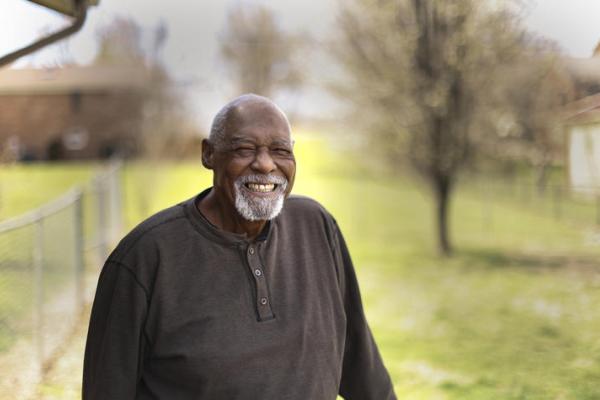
[210,102,296,222]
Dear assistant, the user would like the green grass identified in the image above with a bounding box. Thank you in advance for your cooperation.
[123,134,600,399]
[0,163,96,220]
[116,133,600,399]
[4,132,600,398]
[0,164,93,353]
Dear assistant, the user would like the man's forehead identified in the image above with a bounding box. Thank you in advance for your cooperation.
[230,101,288,126]
[223,103,291,142]
[227,134,293,146]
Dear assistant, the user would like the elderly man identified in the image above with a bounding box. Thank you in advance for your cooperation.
[83,94,396,399]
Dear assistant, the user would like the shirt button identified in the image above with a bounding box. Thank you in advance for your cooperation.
[260,297,268,305]
[249,247,255,255]
[254,269,262,277]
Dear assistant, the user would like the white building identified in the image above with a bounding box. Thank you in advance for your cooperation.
[566,94,600,193]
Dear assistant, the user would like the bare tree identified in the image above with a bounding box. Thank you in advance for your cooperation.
[220,4,305,97]
[333,0,526,255]
[95,17,146,67]
[94,18,199,158]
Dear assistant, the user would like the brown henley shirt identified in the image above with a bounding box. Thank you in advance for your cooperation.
[83,188,396,399]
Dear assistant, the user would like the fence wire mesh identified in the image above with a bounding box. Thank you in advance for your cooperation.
[0,161,122,400]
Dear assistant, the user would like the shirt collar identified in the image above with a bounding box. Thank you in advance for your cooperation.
[184,188,272,246]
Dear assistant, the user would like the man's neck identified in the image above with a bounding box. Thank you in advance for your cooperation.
[197,189,267,240]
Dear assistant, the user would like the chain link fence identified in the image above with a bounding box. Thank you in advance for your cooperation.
[0,161,122,400]
[468,175,600,230]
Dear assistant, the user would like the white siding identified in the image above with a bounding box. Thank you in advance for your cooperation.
[569,123,600,193]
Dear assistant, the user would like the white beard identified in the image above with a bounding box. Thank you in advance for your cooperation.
[234,174,288,221]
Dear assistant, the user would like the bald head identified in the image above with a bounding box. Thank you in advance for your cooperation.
[209,94,291,150]
[200,93,297,227]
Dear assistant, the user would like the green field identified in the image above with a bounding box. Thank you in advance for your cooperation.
[0,163,95,220]
[0,164,95,354]
[3,133,600,399]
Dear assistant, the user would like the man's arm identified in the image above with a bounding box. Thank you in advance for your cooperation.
[333,224,397,400]
[83,261,149,400]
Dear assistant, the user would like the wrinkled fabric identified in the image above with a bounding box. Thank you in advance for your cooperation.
[83,188,396,400]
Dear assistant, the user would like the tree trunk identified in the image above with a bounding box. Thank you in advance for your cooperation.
[434,176,453,256]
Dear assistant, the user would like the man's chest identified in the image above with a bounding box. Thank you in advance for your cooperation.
[141,238,347,387]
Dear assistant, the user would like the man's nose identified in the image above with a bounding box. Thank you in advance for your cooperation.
[251,148,276,173]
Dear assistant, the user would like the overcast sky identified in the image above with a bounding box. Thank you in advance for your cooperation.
[1,0,599,127]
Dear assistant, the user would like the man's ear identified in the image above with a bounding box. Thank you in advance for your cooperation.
[201,139,214,170]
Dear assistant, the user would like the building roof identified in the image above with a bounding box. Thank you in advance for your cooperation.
[0,64,150,95]
[565,93,600,125]
[564,56,600,84]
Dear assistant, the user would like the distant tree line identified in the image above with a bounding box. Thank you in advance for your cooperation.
[215,1,581,256]
[330,0,574,255]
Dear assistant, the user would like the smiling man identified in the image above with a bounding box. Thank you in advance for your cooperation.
[83,94,396,400]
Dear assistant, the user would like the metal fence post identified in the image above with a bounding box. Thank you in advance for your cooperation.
[108,162,123,244]
[74,190,85,314]
[96,176,108,261]
[33,216,44,373]
[0,183,122,396]
[116,163,123,238]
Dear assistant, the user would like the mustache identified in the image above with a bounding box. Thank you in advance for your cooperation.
[236,174,288,186]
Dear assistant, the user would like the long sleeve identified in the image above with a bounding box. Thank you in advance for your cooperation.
[82,261,149,400]
[334,225,397,400]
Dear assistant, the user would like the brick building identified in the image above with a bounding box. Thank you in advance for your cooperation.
[0,65,149,161]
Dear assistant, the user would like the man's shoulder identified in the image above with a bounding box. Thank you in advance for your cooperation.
[109,198,191,262]
[131,200,189,235]
[281,194,337,226]
[284,194,330,214]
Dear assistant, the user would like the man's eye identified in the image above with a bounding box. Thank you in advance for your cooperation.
[234,148,255,157]
[272,148,292,156]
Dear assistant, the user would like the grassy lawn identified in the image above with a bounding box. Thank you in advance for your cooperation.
[0,163,96,220]
[117,134,600,399]
[0,164,94,355]
[4,132,600,399]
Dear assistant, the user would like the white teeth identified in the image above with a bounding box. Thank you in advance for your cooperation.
[247,183,275,192]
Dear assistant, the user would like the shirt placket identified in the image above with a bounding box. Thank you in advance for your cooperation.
[246,243,274,321]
